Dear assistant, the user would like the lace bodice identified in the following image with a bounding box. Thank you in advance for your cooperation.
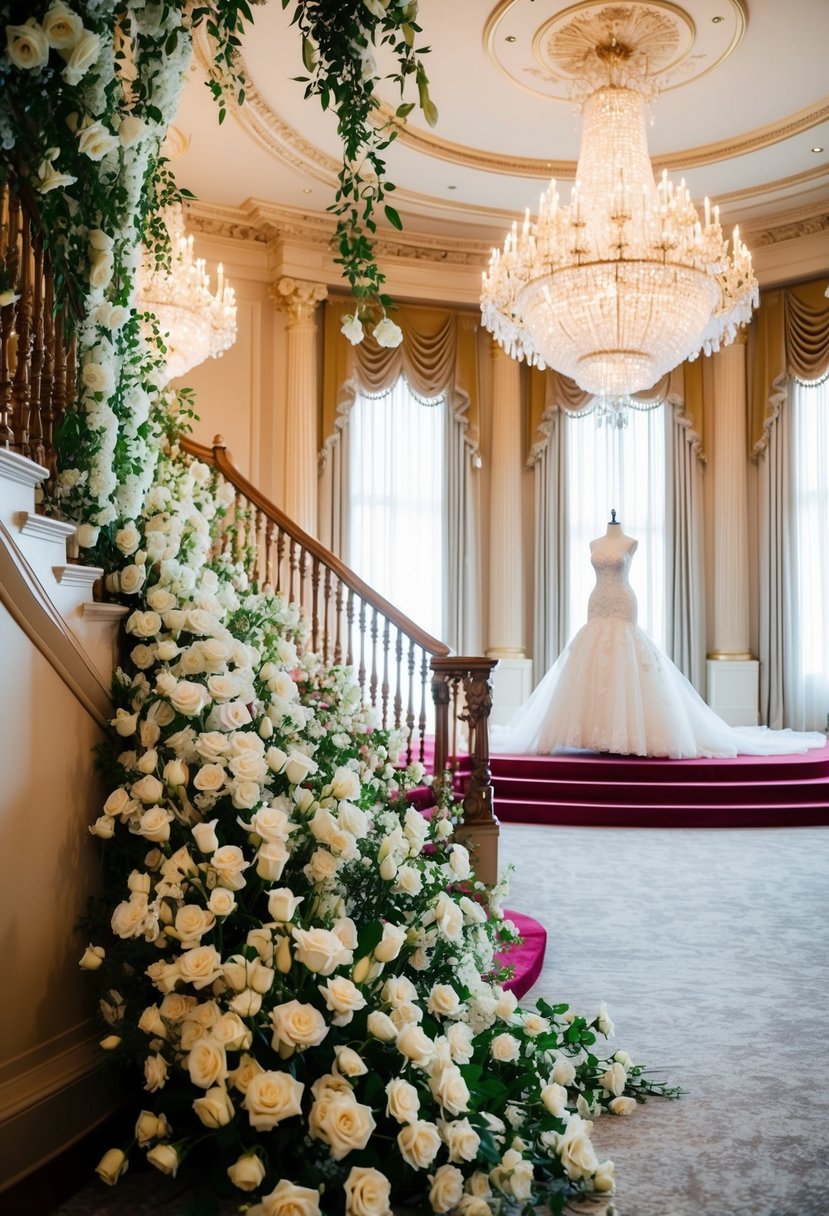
[587,545,638,624]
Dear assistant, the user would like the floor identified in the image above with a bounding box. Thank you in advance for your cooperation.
[49,823,829,1216]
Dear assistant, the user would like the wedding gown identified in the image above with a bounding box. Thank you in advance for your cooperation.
[491,542,826,760]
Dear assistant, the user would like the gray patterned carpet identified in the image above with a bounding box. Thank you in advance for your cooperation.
[500,824,829,1216]
[50,824,829,1216]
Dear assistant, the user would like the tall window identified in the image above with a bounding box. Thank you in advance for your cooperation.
[791,377,829,730]
[565,404,667,646]
[348,376,446,640]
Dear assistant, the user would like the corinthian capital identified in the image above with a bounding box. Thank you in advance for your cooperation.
[271,276,328,323]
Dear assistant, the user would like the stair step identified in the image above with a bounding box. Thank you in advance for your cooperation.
[491,752,829,783]
[17,512,76,546]
[82,602,130,621]
[0,448,48,488]
[492,774,829,805]
[495,798,829,828]
[53,564,103,588]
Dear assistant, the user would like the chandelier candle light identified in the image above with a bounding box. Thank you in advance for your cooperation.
[481,34,758,403]
[138,204,237,383]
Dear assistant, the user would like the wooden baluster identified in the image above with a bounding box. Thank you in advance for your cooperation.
[431,665,451,792]
[369,607,379,708]
[345,587,355,669]
[11,210,32,458]
[288,537,298,605]
[264,518,274,589]
[275,528,285,595]
[334,578,343,664]
[233,491,244,561]
[405,638,416,766]
[419,650,429,764]
[311,555,320,654]
[456,660,499,886]
[322,566,332,664]
[253,507,264,586]
[40,267,56,480]
[0,184,19,448]
[381,617,391,729]
[451,677,460,777]
[393,627,403,730]
[28,238,45,467]
[357,600,367,698]
[50,308,68,487]
[298,545,308,612]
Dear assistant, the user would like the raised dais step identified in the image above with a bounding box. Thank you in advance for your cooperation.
[490,743,829,828]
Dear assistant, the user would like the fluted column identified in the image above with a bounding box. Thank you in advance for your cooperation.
[272,277,327,535]
[487,343,524,658]
[486,343,532,724]
[707,333,758,724]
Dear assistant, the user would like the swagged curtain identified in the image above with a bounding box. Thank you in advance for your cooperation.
[749,277,829,728]
[527,362,707,692]
[319,298,482,654]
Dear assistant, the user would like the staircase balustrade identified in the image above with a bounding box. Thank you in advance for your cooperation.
[181,434,500,881]
[0,179,78,482]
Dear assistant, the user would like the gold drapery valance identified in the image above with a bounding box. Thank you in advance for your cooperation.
[748,276,829,458]
[322,298,480,457]
[526,361,705,465]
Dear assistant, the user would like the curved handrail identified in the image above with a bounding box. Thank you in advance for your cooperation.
[180,434,452,659]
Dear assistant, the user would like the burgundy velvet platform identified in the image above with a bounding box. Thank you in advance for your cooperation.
[490,741,829,828]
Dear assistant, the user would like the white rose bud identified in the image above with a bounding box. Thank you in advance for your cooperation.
[79,944,105,970]
[226,1153,266,1193]
[95,1148,128,1187]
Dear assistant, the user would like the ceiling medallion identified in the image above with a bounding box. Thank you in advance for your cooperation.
[481,3,758,401]
[485,0,746,101]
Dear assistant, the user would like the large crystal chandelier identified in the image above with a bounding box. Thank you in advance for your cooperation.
[137,205,237,383]
[481,35,758,401]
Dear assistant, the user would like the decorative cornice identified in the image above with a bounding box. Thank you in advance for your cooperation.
[185,198,494,267]
[740,203,829,247]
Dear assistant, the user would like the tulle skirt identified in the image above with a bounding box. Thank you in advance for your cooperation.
[491,618,826,760]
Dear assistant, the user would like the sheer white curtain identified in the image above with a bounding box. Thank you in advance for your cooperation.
[565,404,667,647]
[790,377,829,729]
[348,377,447,642]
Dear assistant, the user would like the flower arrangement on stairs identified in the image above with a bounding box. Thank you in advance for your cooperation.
[81,406,678,1214]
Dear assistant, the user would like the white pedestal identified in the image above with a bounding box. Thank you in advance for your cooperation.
[706,659,759,726]
[489,658,533,726]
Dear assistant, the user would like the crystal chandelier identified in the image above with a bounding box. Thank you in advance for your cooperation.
[137,204,237,383]
[481,36,758,401]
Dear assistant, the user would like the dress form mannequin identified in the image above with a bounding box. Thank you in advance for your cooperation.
[490,515,825,759]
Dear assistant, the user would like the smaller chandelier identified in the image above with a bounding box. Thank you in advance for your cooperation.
[138,204,237,383]
[481,32,758,401]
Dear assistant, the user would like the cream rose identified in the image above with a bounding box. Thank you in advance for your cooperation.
[344,1167,392,1216]
[557,1115,599,1180]
[211,844,249,891]
[600,1061,627,1097]
[128,610,162,639]
[228,1053,264,1095]
[330,765,361,800]
[609,1096,637,1116]
[192,819,220,853]
[284,750,318,784]
[308,1091,375,1161]
[551,1056,577,1087]
[434,892,463,942]
[256,1179,321,1216]
[95,1148,128,1187]
[77,119,119,161]
[178,945,224,991]
[374,922,406,964]
[146,1143,180,1177]
[292,927,353,976]
[427,984,461,1018]
[193,765,227,795]
[540,1082,568,1117]
[319,976,367,1026]
[429,1163,464,1214]
[7,19,49,70]
[207,887,236,917]
[268,888,304,922]
[429,1064,470,1116]
[441,1117,480,1163]
[43,2,83,48]
[490,1033,520,1064]
[385,1077,420,1125]
[118,114,145,147]
[60,27,99,84]
[397,1120,441,1170]
[226,1153,266,1193]
[134,1110,170,1147]
[170,681,210,717]
[367,1010,397,1042]
[244,1070,304,1131]
[144,1053,168,1092]
[334,1046,367,1077]
[270,999,328,1053]
[186,1038,228,1091]
[193,1085,235,1129]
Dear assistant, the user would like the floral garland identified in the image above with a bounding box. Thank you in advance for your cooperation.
[1,0,437,564]
[78,423,678,1214]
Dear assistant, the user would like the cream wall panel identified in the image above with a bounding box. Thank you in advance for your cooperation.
[0,602,117,1188]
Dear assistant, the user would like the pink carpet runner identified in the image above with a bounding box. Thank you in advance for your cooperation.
[498,910,547,999]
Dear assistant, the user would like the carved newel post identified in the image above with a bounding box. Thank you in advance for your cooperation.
[431,656,499,886]
[272,276,328,536]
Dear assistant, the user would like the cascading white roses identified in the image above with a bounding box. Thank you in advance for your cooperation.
[80,523,677,1214]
